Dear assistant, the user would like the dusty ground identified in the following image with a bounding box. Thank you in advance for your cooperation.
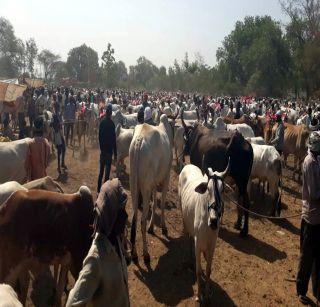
[25,142,315,306]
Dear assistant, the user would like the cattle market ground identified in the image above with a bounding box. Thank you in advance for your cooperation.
[26,144,312,307]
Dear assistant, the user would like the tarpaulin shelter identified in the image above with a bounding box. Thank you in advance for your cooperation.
[24,78,44,88]
[0,81,27,102]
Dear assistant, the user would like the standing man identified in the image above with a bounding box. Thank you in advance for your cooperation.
[97,104,117,193]
[28,117,51,180]
[64,93,76,146]
[142,93,150,110]
[297,131,320,304]
[270,111,285,156]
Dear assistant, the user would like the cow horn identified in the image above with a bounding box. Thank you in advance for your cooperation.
[208,158,230,180]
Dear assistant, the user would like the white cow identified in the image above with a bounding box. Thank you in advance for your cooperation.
[0,284,23,307]
[227,123,255,138]
[249,144,282,215]
[246,137,266,145]
[113,110,138,128]
[0,138,32,184]
[0,182,27,206]
[115,124,134,175]
[0,177,64,206]
[123,113,138,128]
[179,163,229,301]
[178,109,198,121]
[129,114,173,263]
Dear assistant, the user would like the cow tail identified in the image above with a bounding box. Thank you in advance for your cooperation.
[275,157,282,216]
[24,140,32,182]
[129,136,142,251]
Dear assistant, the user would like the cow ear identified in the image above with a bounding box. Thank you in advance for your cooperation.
[195,182,208,194]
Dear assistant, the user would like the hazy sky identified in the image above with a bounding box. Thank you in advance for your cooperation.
[1,0,287,68]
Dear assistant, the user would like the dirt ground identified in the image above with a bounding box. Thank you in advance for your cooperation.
[25,142,314,307]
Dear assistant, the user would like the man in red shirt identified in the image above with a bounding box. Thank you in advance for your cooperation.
[28,117,51,180]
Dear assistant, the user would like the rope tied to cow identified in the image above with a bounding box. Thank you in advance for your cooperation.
[224,183,315,220]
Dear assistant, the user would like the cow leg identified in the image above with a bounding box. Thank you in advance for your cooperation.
[55,265,68,307]
[141,190,151,264]
[53,264,59,285]
[195,239,202,302]
[204,247,214,300]
[241,192,250,237]
[17,270,30,306]
[160,180,169,236]
[148,190,157,234]
[130,211,138,262]
[234,192,243,230]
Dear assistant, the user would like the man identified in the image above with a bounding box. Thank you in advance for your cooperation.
[137,108,144,124]
[28,117,51,180]
[144,106,155,125]
[27,94,36,130]
[64,93,77,146]
[97,104,117,193]
[52,114,67,174]
[66,178,130,307]
[142,93,150,110]
[1,118,15,140]
[297,131,320,304]
[270,111,284,156]
[235,100,242,119]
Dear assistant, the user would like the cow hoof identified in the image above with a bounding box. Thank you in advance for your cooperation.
[125,255,132,266]
[239,229,248,237]
[147,227,154,235]
[131,251,138,264]
[144,253,151,264]
[234,222,241,230]
[162,227,168,236]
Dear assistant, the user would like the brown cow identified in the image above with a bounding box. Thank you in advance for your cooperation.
[273,123,309,180]
[0,186,94,306]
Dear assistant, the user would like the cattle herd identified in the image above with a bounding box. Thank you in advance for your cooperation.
[0,87,317,305]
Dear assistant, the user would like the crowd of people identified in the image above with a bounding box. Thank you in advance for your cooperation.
[1,86,320,305]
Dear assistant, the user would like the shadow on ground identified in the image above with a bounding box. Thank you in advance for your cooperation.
[219,227,287,263]
[133,235,235,306]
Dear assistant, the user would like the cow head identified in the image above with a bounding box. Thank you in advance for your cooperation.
[195,160,230,230]
[181,108,196,155]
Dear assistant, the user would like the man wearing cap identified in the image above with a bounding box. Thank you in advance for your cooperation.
[66,178,129,307]
[297,132,320,304]
[270,111,284,156]
[97,103,117,193]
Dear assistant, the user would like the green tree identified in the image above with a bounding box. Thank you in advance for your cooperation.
[216,15,291,96]
[0,17,20,77]
[101,43,116,87]
[67,44,99,84]
[25,38,38,76]
[38,49,60,80]
[281,0,320,98]
[134,56,159,88]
